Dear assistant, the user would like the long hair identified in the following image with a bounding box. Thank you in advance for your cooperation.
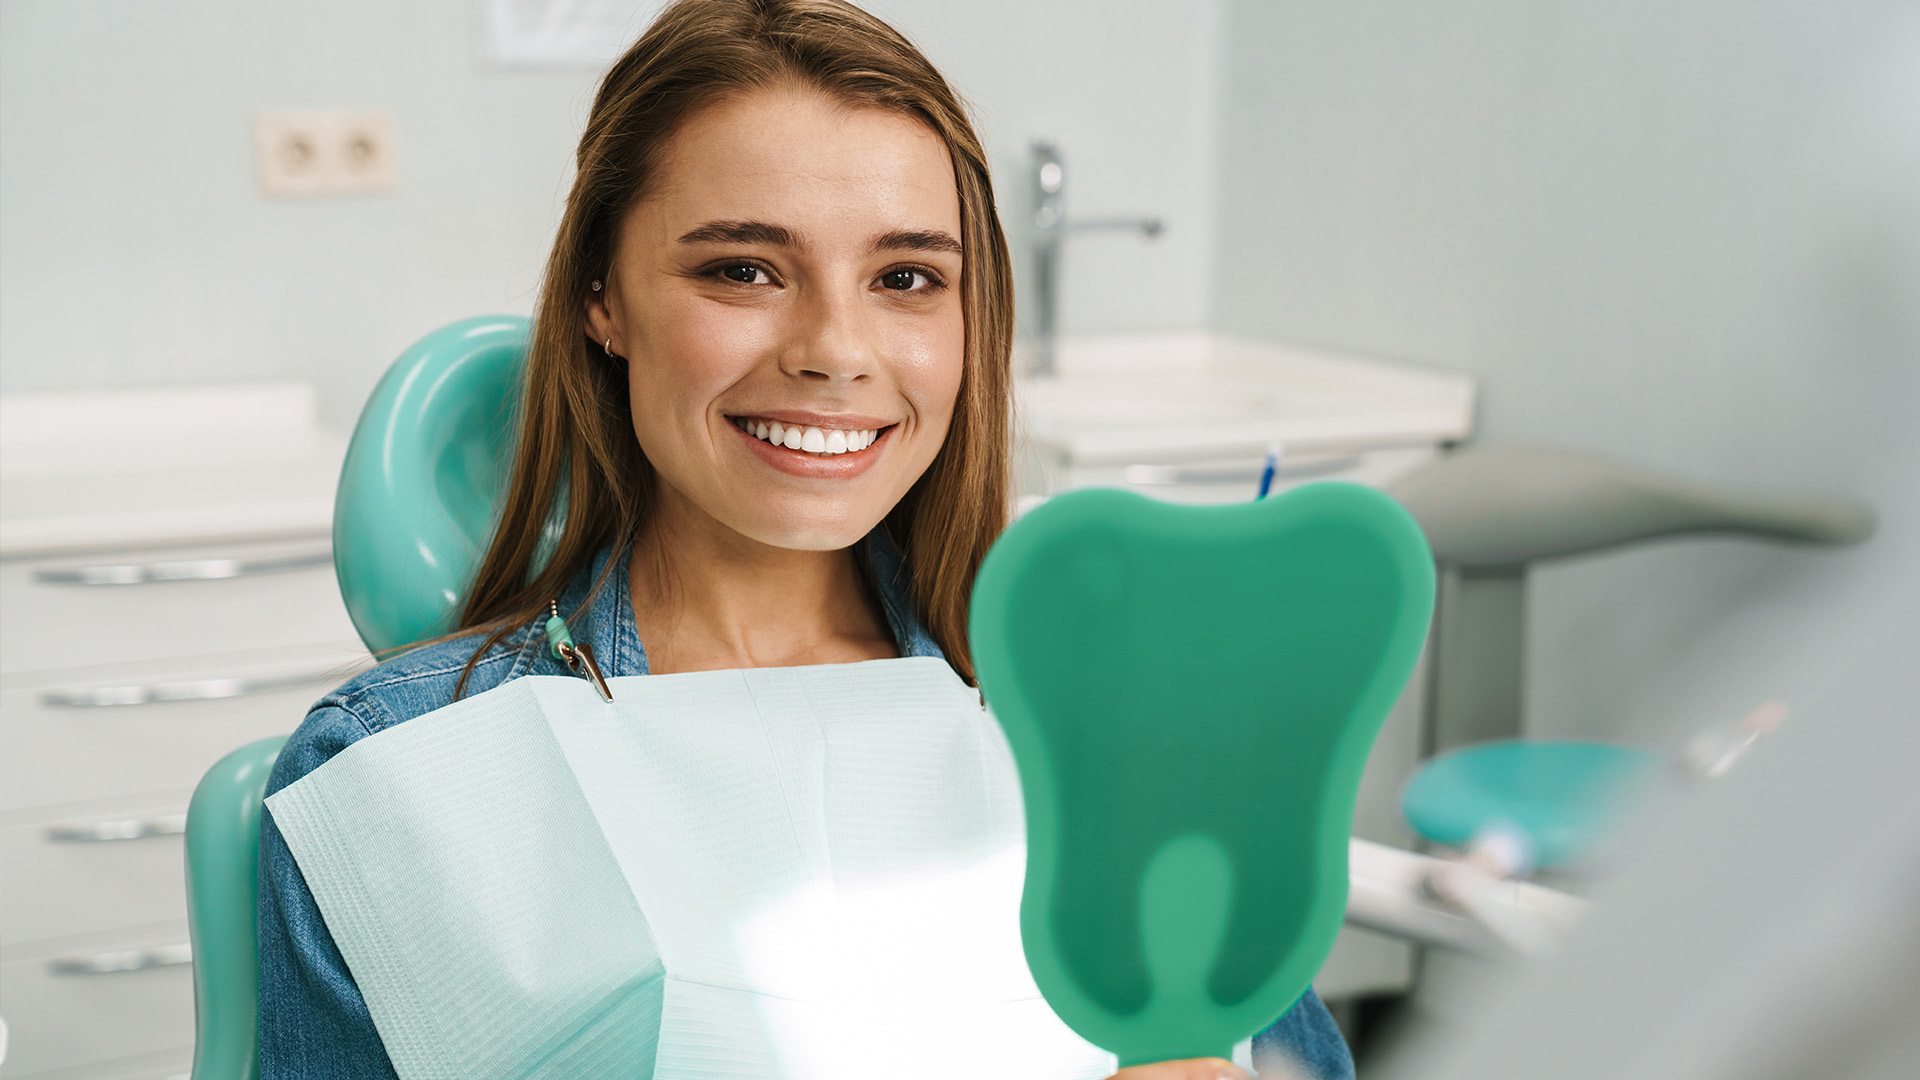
[454,0,1014,688]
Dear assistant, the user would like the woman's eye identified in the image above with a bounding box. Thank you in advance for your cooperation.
[879,268,936,292]
[719,263,767,285]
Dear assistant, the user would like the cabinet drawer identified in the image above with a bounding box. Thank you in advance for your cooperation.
[0,928,192,1078]
[0,655,361,814]
[0,539,361,677]
[2,807,189,946]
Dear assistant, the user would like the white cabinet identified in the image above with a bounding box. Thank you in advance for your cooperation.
[1015,333,1476,508]
[0,931,195,1079]
[0,385,368,1079]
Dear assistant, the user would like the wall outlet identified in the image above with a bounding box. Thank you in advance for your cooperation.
[254,110,398,196]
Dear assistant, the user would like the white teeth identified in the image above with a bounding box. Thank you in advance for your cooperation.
[734,416,882,456]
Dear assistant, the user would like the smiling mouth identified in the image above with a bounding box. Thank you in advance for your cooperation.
[729,416,890,457]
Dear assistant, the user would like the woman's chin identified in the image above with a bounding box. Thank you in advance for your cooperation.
[644,461,898,554]
[717,501,888,553]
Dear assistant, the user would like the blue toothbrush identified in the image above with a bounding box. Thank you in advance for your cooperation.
[1255,441,1285,499]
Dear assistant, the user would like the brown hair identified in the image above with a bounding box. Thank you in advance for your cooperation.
[453,0,1013,688]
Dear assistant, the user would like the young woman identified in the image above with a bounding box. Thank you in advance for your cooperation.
[258,2,1355,1077]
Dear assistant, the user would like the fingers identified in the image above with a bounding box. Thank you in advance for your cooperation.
[1107,1057,1250,1080]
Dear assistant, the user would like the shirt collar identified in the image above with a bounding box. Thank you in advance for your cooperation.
[534,529,944,680]
[864,528,945,661]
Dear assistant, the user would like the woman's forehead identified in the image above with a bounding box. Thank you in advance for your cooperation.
[634,85,961,245]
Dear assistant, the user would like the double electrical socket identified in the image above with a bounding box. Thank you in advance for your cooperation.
[254,110,397,196]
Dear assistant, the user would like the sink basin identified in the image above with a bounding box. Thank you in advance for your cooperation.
[1017,376,1287,429]
[1016,333,1475,468]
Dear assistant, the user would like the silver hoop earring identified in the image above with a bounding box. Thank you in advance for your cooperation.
[590,279,603,292]
[603,338,614,357]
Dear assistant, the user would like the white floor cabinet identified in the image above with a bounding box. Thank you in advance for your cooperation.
[0,386,366,1079]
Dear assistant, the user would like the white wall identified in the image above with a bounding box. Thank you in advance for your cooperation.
[0,0,597,427]
[869,0,1222,340]
[1210,0,1920,744]
[0,0,1218,428]
[9,0,1912,745]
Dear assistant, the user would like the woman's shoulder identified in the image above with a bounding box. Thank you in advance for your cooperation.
[270,628,537,795]
[328,630,537,728]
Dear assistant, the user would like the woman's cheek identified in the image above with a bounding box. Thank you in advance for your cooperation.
[660,296,778,384]
[890,313,966,410]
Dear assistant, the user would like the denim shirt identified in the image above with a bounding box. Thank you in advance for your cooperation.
[258,535,1354,1080]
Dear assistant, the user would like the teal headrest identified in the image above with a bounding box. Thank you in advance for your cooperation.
[334,316,531,654]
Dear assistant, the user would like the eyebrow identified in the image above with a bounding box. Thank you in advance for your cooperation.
[677,220,802,249]
[869,228,963,256]
[675,219,961,257]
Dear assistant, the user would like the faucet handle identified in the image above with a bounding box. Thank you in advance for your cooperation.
[1032,140,1066,230]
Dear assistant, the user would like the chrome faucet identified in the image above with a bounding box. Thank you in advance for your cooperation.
[1028,140,1164,378]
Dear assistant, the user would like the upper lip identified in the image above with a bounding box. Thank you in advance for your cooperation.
[724,408,898,430]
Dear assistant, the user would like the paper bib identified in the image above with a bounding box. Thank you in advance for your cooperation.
[268,657,1123,1079]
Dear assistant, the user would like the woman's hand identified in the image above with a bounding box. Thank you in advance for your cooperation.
[1108,1058,1249,1080]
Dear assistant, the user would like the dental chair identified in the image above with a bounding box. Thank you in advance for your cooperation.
[332,315,533,652]
[1386,446,1875,873]
[184,737,286,1080]
[182,317,532,1078]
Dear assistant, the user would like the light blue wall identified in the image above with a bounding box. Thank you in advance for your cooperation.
[1210,0,1920,744]
[0,0,1219,426]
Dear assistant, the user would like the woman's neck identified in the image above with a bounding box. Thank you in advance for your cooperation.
[627,488,897,674]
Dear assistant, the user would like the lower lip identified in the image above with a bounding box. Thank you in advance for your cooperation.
[732,422,894,479]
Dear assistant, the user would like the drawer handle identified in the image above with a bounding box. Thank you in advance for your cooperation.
[40,670,337,708]
[49,942,192,976]
[45,814,188,843]
[33,549,333,586]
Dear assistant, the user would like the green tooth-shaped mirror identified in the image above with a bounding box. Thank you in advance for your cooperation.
[969,483,1434,1065]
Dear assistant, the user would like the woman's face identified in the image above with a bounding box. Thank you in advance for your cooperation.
[587,84,966,552]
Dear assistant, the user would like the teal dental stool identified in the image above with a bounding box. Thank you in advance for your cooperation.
[182,317,531,1079]
[1387,446,1875,871]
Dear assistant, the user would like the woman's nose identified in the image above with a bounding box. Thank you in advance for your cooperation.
[780,285,877,384]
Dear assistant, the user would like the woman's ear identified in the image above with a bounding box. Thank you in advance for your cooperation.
[583,276,618,355]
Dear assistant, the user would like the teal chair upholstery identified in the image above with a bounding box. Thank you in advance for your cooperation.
[334,315,531,654]
[185,736,288,1080]
[1400,741,1656,870]
[182,317,532,1078]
